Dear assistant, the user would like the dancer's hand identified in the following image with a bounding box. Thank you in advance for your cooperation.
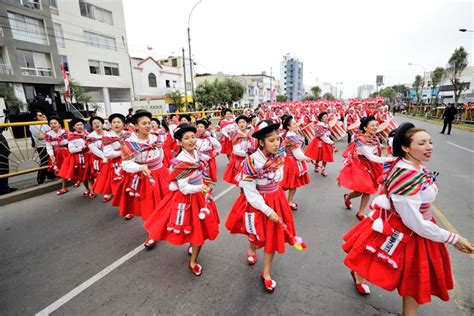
[268,211,279,223]
[454,236,474,254]
[142,165,151,177]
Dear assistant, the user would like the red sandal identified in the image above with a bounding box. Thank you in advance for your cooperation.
[261,274,276,293]
[247,253,257,266]
[350,271,370,295]
[123,214,134,220]
[144,237,156,250]
[356,212,367,221]
[56,189,68,195]
[88,192,97,199]
[289,203,298,210]
[82,191,90,198]
[343,194,352,209]
[74,181,81,188]
[189,261,203,276]
[321,168,328,177]
[102,195,112,202]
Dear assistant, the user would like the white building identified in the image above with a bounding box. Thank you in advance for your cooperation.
[357,84,375,99]
[51,0,133,115]
[319,82,338,98]
[280,54,304,101]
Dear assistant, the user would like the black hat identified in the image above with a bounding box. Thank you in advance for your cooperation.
[359,115,376,132]
[151,117,161,125]
[195,119,210,129]
[392,122,415,158]
[318,112,328,121]
[70,117,86,127]
[89,116,104,125]
[161,119,169,132]
[174,123,197,140]
[179,114,192,122]
[222,108,233,115]
[48,116,63,125]
[235,115,251,124]
[108,113,126,123]
[252,120,280,140]
[282,115,293,130]
[131,110,152,124]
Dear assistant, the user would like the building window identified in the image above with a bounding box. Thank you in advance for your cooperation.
[15,0,41,9]
[171,59,178,67]
[49,0,57,8]
[60,55,69,72]
[172,80,176,88]
[79,1,113,25]
[89,59,101,74]
[84,31,116,50]
[165,80,170,88]
[17,49,53,77]
[8,12,48,45]
[53,23,65,48]
[148,73,157,87]
[103,62,119,76]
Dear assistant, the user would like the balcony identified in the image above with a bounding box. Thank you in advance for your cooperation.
[0,64,13,75]
[20,67,53,77]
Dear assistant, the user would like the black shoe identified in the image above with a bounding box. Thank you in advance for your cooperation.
[440,132,444,134]
[0,187,18,195]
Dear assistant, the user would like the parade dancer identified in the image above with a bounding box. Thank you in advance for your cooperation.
[87,116,106,198]
[226,120,297,293]
[280,115,311,210]
[344,107,360,144]
[222,115,256,185]
[342,122,474,315]
[113,110,169,221]
[217,109,235,160]
[305,112,336,176]
[92,113,127,202]
[58,118,94,197]
[195,119,221,183]
[45,116,69,195]
[143,123,219,275]
[338,116,396,221]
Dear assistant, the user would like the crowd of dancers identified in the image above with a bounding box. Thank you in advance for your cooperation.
[34,97,473,315]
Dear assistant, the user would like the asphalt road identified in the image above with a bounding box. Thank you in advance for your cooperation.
[1,115,472,315]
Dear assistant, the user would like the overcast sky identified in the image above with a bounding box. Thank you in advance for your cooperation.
[122,0,473,97]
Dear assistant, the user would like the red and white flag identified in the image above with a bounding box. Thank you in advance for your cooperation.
[61,64,70,100]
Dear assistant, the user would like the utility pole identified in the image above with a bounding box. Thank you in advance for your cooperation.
[182,48,189,111]
[187,0,202,111]
[270,67,273,105]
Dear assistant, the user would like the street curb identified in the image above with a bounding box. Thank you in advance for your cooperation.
[397,114,474,133]
[0,180,71,206]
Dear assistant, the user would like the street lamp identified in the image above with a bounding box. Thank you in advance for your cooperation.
[459,28,474,32]
[188,0,202,111]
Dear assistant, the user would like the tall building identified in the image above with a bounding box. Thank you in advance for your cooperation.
[357,84,375,99]
[0,0,133,116]
[280,54,303,101]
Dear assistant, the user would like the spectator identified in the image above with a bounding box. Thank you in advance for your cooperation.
[45,95,52,105]
[126,108,134,121]
[0,128,17,195]
[440,104,458,135]
[29,111,55,184]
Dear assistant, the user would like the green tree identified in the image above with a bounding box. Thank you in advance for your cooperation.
[430,67,444,106]
[369,91,379,98]
[379,87,396,102]
[69,80,92,104]
[322,92,335,101]
[195,80,216,108]
[310,86,321,99]
[445,46,468,106]
[413,75,424,104]
[303,95,316,101]
[275,94,288,102]
[0,86,25,115]
[391,85,409,100]
[223,78,245,102]
[165,90,183,111]
[212,79,232,104]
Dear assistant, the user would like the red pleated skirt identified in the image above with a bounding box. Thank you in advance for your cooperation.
[112,167,169,220]
[219,135,233,155]
[342,209,453,304]
[207,157,218,183]
[92,157,123,195]
[48,147,69,173]
[280,157,310,189]
[222,154,244,185]
[337,157,382,194]
[57,152,93,181]
[225,189,296,254]
[144,190,220,246]
[305,138,334,162]
[89,156,104,178]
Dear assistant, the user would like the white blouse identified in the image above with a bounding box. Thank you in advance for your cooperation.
[239,149,284,217]
[121,133,164,173]
[220,121,237,139]
[45,129,68,157]
[286,131,308,161]
[87,131,105,159]
[102,130,123,159]
[68,136,87,154]
[232,130,253,157]
[389,160,458,244]
[356,139,395,164]
[168,149,204,194]
[196,134,222,161]
[316,122,334,145]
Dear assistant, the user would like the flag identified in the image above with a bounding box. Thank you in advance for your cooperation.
[147,45,153,51]
[61,64,70,100]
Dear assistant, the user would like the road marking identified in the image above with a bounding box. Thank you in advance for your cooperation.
[431,204,474,259]
[446,142,474,153]
[35,185,236,316]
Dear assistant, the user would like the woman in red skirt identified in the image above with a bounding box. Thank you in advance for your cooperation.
[92,113,127,202]
[338,116,396,221]
[58,118,94,197]
[113,110,169,221]
[217,109,235,160]
[195,119,221,183]
[280,115,311,210]
[144,123,219,275]
[45,116,69,195]
[342,122,474,315]
[151,118,171,168]
[86,116,107,199]
[223,115,256,185]
[226,120,297,293]
[306,112,336,176]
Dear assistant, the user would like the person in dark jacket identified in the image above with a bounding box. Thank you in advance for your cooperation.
[0,128,17,195]
[440,104,458,135]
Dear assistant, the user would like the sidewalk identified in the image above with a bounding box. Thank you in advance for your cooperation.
[397,114,474,132]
